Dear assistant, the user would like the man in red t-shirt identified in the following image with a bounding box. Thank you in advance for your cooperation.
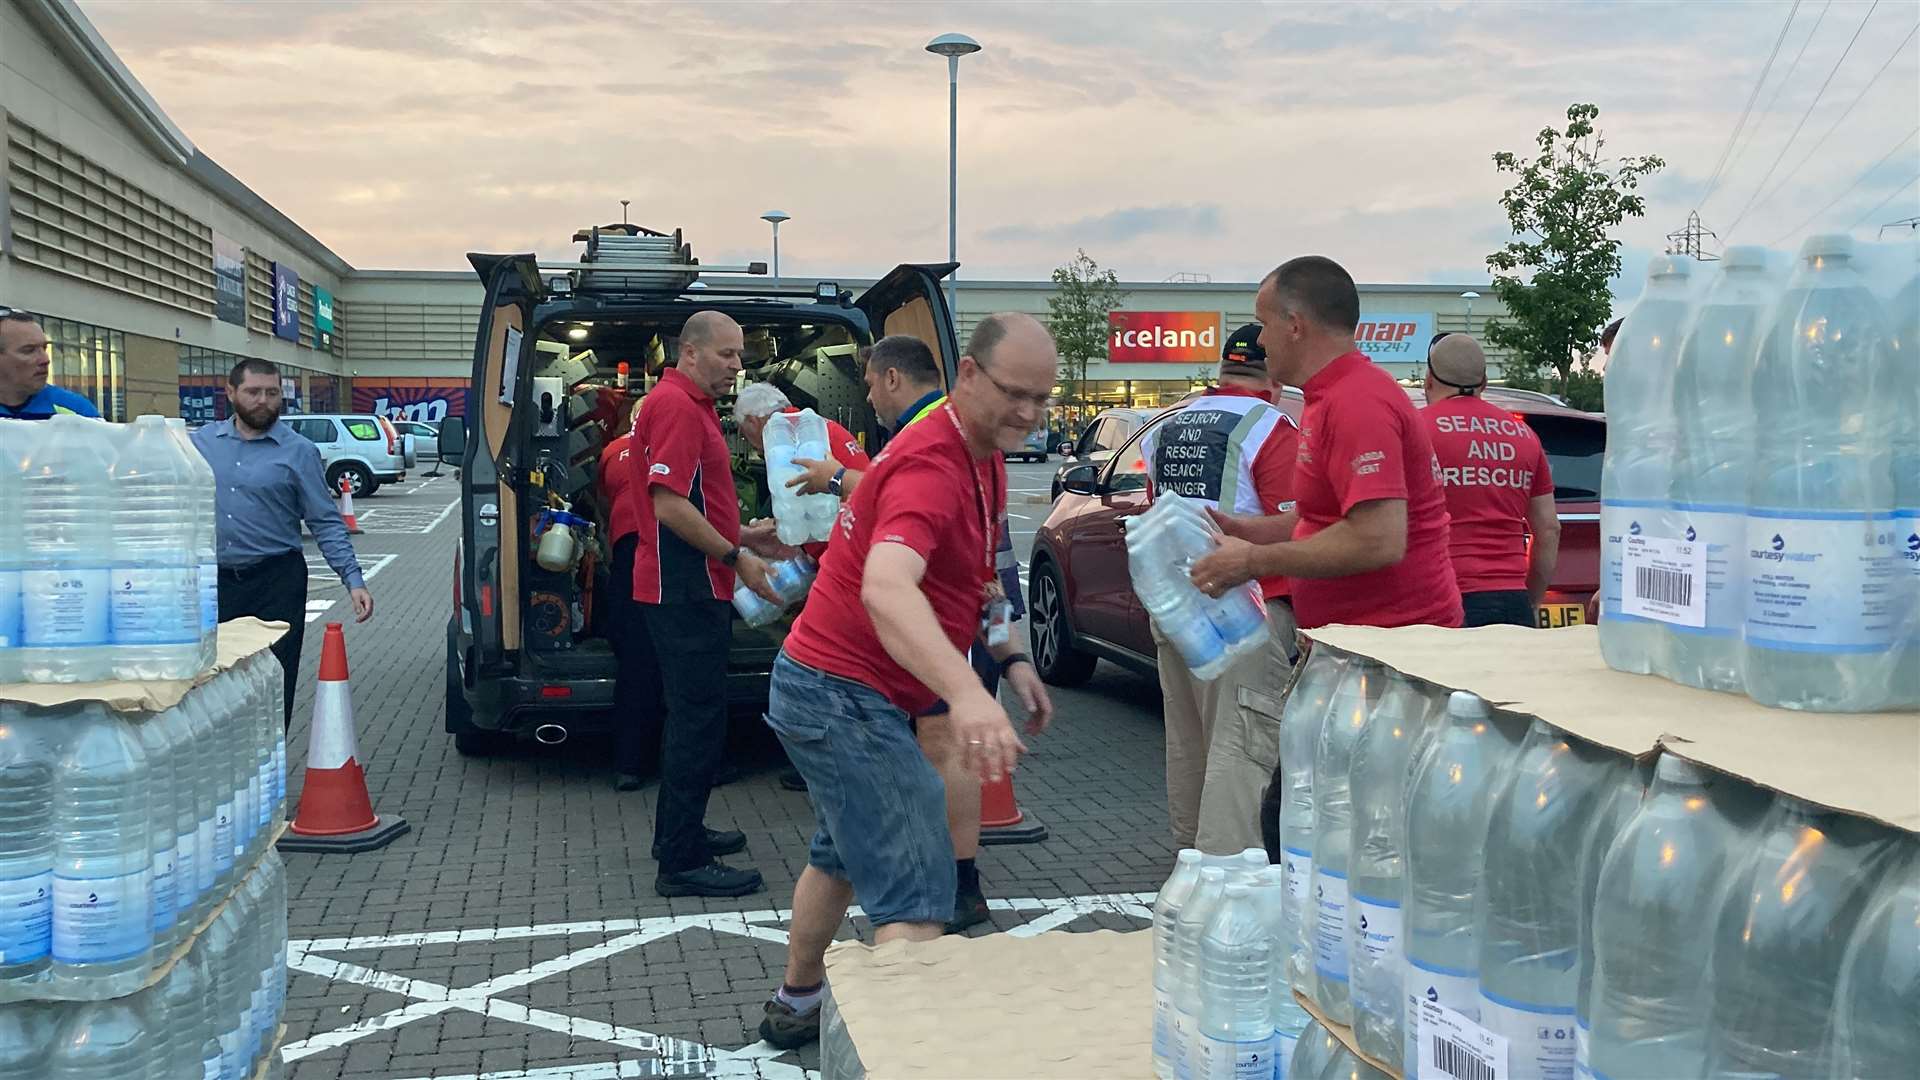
[623,311,788,900]
[598,401,664,790]
[755,313,1058,1051]
[1192,256,1463,629]
[1422,333,1559,627]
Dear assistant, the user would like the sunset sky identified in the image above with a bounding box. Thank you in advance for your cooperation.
[83,0,1920,292]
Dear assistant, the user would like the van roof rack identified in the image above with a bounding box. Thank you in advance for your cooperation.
[537,224,767,297]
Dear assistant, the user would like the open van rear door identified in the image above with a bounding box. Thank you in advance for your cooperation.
[855,263,961,392]
[453,253,538,685]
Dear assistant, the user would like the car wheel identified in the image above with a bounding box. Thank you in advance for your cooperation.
[1029,560,1097,687]
[362,481,381,497]
[327,461,373,498]
[446,637,509,756]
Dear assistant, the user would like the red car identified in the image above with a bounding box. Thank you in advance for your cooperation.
[1026,387,1603,685]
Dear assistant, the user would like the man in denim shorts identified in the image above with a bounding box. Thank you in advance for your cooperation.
[757,314,1059,1050]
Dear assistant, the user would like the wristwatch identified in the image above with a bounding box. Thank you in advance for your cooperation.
[998,652,1033,676]
[828,467,847,498]
[720,546,742,567]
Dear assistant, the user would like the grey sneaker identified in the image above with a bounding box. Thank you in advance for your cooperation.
[758,996,821,1050]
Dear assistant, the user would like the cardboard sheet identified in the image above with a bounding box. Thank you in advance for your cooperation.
[0,618,288,714]
[1306,624,1920,833]
[825,929,1153,1079]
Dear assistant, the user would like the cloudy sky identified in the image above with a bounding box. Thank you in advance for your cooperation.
[84,0,1920,292]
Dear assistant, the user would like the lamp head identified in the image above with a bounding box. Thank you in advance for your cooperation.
[926,32,982,57]
[761,211,791,226]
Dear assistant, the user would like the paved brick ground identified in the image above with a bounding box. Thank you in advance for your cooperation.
[275,463,1178,1078]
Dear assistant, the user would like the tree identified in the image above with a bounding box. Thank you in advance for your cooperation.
[1485,103,1663,412]
[1045,250,1127,411]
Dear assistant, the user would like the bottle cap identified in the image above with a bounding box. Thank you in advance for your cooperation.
[1223,882,1251,899]
[1653,752,1708,785]
[1800,233,1854,260]
[1237,848,1269,867]
[1196,866,1227,883]
[1446,690,1489,721]
[1176,849,1204,866]
[1648,253,1693,281]
[1722,245,1770,270]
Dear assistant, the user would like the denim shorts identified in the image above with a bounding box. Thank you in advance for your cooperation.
[765,652,956,927]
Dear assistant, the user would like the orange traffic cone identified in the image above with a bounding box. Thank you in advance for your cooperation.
[978,772,1047,846]
[278,623,409,854]
[337,476,362,534]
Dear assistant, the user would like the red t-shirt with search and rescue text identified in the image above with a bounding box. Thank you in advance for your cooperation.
[1421,395,1554,594]
[599,432,640,544]
[1290,351,1462,629]
[625,368,740,604]
[783,402,1005,715]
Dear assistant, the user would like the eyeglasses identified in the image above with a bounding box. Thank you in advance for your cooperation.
[973,360,1053,410]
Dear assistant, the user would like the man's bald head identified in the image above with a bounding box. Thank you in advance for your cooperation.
[680,310,740,353]
[1426,332,1489,398]
[676,310,745,399]
[955,311,1059,456]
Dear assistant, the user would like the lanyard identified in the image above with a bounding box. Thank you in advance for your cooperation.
[941,403,999,578]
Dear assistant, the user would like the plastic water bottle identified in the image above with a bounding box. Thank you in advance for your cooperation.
[1598,255,1693,678]
[732,580,789,628]
[1474,720,1617,1080]
[1668,246,1773,693]
[49,705,151,998]
[47,997,152,1079]
[1831,839,1920,1077]
[0,422,26,684]
[160,946,219,1080]
[0,706,55,996]
[1346,673,1441,1071]
[767,553,819,605]
[178,690,223,910]
[1174,867,1232,1079]
[153,705,202,928]
[764,409,838,545]
[246,669,275,861]
[167,418,221,671]
[1309,661,1379,1023]
[202,890,247,1080]
[1571,761,1645,1080]
[1586,754,1747,1080]
[1401,691,1521,1069]
[109,415,203,680]
[798,428,839,541]
[1702,797,1894,1079]
[1250,866,1311,1077]
[1197,882,1274,1079]
[1746,234,1901,711]
[19,415,116,683]
[0,999,55,1077]
[1317,1046,1392,1080]
[1159,497,1269,658]
[1154,850,1206,1080]
[1128,512,1229,678]
[1888,265,1920,709]
[1288,1018,1341,1080]
[1278,652,1341,1001]
[130,717,180,961]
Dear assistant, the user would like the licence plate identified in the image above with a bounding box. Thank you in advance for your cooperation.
[1537,603,1585,629]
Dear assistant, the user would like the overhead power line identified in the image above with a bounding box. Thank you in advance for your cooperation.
[1743,19,1920,226]
[1708,0,1834,209]
[1725,0,1882,238]
[1762,126,1919,245]
[1696,1,1803,208]
[1848,174,1920,230]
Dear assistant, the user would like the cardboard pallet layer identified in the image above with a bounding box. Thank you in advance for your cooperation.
[0,618,289,713]
[1306,624,1920,833]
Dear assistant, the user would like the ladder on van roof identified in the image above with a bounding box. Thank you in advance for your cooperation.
[538,223,767,298]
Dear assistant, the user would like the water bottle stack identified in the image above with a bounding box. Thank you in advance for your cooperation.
[0,414,222,684]
[1598,236,1920,711]
[0,654,291,1078]
[1126,491,1271,682]
[1185,641,1916,1080]
[731,552,820,627]
[763,408,841,547]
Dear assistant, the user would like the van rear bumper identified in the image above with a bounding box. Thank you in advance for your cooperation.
[451,646,773,738]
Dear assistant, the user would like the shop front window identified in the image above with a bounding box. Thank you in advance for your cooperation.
[39,316,125,420]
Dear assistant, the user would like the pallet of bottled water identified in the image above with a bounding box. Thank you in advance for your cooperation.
[0,652,291,1077]
[1126,492,1271,680]
[1599,235,1919,712]
[0,414,221,685]
[1173,642,1919,1080]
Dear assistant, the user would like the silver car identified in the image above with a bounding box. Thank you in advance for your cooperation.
[392,419,441,462]
[282,413,411,496]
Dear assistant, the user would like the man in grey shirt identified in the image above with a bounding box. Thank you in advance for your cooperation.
[192,358,374,725]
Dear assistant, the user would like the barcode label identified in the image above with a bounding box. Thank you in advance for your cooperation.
[1621,533,1707,628]
[1417,999,1507,1080]
[1431,1036,1496,1080]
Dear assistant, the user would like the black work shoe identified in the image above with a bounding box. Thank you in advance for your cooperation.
[613,773,646,792]
[652,828,749,861]
[944,886,991,935]
[778,767,809,792]
[655,860,764,898]
[758,996,822,1050]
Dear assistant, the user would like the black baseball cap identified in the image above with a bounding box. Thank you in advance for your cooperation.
[1221,322,1266,377]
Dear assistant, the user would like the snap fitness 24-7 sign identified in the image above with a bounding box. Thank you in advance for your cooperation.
[1355,312,1435,364]
[1107,311,1222,364]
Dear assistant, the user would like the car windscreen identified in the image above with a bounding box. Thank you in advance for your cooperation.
[1523,414,1604,501]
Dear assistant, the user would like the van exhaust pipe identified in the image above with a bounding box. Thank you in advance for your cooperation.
[533,723,569,746]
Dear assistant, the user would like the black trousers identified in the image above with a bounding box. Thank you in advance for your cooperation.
[1462,589,1536,628]
[217,550,308,727]
[606,536,664,776]
[642,598,732,873]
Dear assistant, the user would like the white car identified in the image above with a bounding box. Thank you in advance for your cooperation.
[282,413,412,496]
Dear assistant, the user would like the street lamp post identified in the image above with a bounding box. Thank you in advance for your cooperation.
[1460,290,1480,334]
[927,32,981,324]
[761,211,790,288]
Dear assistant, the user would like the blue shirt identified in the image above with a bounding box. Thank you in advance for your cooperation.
[191,418,366,589]
[0,385,100,419]
[893,390,945,434]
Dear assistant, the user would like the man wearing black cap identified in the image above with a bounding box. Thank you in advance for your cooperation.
[1135,323,1299,853]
